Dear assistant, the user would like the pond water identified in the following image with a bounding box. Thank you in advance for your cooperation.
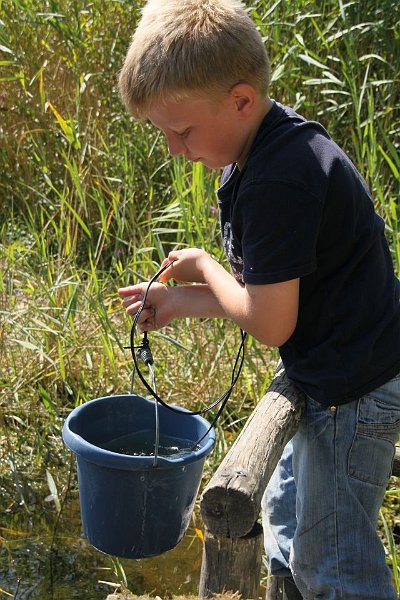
[0,493,204,599]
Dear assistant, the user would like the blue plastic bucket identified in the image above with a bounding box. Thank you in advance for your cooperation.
[62,394,215,558]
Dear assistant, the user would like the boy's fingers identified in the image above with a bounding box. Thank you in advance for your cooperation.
[159,257,175,283]
[128,305,154,320]
[158,271,171,283]
[137,321,152,333]
[118,286,136,296]
[123,297,149,312]
[160,257,171,268]
[118,284,148,297]
[120,292,139,303]
[121,296,134,308]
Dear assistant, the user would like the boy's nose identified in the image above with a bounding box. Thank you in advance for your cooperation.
[167,133,186,158]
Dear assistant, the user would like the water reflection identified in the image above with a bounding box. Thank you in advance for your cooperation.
[0,493,203,599]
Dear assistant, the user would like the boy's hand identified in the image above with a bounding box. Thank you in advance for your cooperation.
[159,248,212,283]
[118,282,174,332]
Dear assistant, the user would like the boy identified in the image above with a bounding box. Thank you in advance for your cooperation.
[118,1,400,598]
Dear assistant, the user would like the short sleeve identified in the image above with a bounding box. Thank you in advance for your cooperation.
[234,181,324,284]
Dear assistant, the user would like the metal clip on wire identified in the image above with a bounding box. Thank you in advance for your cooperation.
[136,332,154,367]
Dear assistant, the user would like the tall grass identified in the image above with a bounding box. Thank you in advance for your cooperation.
[0,0,399,594]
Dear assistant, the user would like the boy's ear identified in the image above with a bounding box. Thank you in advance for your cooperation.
[230,83,258,117]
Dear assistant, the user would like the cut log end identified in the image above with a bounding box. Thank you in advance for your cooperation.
[201,483,258,538]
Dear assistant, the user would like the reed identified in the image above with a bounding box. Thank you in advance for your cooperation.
[0,0,399,594]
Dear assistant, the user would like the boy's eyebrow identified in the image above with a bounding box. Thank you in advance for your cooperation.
[165,120,190,131]
[161,124,191,136]
[147,117,190,134]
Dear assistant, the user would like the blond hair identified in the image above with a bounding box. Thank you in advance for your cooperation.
[118,0,270,118]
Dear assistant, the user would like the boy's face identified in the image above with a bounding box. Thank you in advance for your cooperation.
[147,91,253,169]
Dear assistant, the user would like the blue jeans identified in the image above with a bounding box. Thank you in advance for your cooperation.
[262,372,400,600]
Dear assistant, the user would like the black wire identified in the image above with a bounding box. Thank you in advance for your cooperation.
[191,327,247,448]
[129,262,247,423]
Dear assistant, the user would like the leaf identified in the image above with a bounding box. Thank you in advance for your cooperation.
[322,70,344,86]
[85,350,93,370]
[62,198,92,237]
[360,54,389,65]
[379,146,400,180]
[46,470,61,513]
[39,384,56,415]
[46,101,80,148]
[271,63,285,82]
[79,72,93,94]
[0,526,28,537]
[298,53,327,70]
[0,586,13,597]
[0,44,13,54]
[11,339,39,351]
[195,527,204,543]
[262,0,282,19]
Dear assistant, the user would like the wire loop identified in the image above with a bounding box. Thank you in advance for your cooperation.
[128,261,247,446]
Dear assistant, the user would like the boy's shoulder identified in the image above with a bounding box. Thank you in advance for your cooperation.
[238,101,365,201]
[249,102,334,170]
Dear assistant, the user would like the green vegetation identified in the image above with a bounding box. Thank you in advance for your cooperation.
[0,0,399,596]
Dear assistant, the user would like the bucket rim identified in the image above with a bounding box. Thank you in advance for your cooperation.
[62,394,216,470]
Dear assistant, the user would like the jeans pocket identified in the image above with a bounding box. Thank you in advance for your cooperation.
[348,377,400,486]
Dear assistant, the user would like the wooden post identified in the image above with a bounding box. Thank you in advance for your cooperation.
[265,576,285,600]
[199,523,264,599]
[199,367,305,598]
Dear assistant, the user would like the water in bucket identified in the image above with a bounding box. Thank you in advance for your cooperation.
[100,430,198,458]
[62,394,215,559]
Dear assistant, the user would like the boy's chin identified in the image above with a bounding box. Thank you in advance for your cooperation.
[196,157,233,170]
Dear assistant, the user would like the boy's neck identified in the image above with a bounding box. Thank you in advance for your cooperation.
[237,96,273,170]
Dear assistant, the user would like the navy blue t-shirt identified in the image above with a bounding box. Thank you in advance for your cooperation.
[218,101,400,406]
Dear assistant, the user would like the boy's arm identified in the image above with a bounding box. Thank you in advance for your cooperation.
[120,248,299,347]
[160,249,298,346]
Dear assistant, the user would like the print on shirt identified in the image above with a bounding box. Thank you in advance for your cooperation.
[222,221,244,283]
